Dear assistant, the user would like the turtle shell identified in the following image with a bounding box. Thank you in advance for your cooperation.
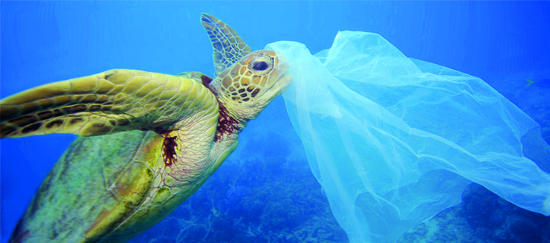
[10,129,199,242]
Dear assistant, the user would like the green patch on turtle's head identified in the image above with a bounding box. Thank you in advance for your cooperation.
[210,50,290,123]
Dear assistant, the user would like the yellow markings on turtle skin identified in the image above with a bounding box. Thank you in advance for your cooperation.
[241,76,250,86]
[179,83,201,111]
[239,65,247,75]
[207,96,218,109]
[1,83,67,105]
[21,102,39,114]
[212,141,239,173]
[206,120,218,137]
[177,75,195,95]
[150,72,167,82]
[172,95,188,108]
[170,78,195,111]
[80,94,98,103]
[198,87,214,107]
[105,83,125,96]
[135,80,162,98]
[157,77,181,102]
[97,95,109,103]
[36,98,54,108]
[154,100,167,108]
[252,76,261,84]
[105,69,133,84]
[54,95,73,105]
[141,87,164,102]
[164,76,183,91]
[120,75,152,95]
[71,78,100,94]
[218,63,273,103]
[96,79,116,94]
[133,70,152,76]
[158,90,177,102]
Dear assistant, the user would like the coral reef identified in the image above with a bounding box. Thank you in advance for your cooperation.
[399,184,550,243]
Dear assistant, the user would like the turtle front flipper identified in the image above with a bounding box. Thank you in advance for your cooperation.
[0,69,218,138]
[201,13,252,76]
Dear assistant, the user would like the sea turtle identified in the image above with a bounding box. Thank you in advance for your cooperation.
[0,14,290,243]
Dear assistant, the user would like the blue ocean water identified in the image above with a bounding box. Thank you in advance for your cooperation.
[1,1,549,243]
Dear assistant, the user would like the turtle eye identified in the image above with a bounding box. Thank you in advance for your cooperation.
[248,52,274,75]
[252,61,268,71]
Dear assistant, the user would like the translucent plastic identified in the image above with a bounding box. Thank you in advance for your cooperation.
[266,31,550,243]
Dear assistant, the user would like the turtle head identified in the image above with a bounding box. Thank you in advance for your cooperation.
[209,50,290,123]
[200,13,290,133]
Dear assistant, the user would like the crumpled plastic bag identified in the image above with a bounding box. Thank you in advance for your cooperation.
[265,31,550,243]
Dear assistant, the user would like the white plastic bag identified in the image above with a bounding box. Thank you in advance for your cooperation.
[266,31,550,243]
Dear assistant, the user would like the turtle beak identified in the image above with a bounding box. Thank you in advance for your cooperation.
[276,73,292,93]
[274,57,291,92]
[264,60,291,98]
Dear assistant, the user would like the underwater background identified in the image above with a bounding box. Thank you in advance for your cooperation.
[1,1,549,242]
